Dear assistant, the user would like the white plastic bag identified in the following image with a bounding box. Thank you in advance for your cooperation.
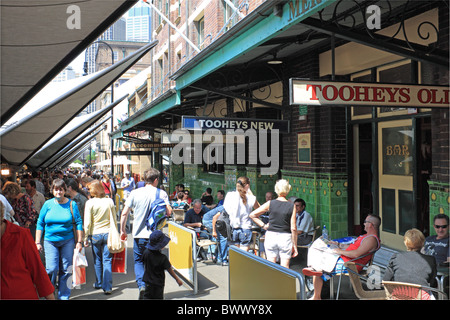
[72,248,87,288]
[76,247,88,267]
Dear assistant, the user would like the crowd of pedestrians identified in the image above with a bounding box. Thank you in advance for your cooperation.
[1,167,448,300]
[0,168,119,299]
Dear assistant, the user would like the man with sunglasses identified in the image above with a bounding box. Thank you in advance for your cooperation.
[422,214,449,265]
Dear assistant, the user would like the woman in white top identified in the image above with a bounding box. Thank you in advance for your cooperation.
[223,177,260,252]
[83,180,117,294]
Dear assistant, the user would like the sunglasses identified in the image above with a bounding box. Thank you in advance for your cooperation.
[434,225,448,229]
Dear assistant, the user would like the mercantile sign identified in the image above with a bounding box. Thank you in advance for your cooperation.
[182,116,290,133]
[290,79,450,108]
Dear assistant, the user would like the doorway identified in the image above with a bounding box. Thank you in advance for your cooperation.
[354,123,373,235]
[378,119,414,250]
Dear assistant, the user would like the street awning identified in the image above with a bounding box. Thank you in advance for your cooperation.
[25,95,127,169]
[40,117,111,169]
[0,41,158,167]
[0,0,139,126]
[93,156,138,167]
[49,126,105,169]
[56,144,92,170]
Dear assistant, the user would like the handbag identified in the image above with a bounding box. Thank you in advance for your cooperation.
[107,206,125,253]
[68,200,77,242]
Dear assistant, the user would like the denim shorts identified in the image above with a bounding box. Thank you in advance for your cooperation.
[232,228,252,246]
[321,258,346,281]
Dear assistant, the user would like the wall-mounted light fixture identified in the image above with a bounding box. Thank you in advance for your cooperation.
[267,53,282,64]
[1,164,10,176]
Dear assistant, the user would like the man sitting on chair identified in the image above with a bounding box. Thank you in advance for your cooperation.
[294,198,314,246]
[303,214,381,300]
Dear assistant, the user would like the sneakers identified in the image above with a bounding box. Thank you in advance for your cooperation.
[302,267,323,277]
[138,286,145,300]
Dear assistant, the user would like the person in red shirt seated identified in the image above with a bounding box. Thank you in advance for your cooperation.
[303,214,381,300]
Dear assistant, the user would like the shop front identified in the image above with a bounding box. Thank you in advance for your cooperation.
[113,0,449,251]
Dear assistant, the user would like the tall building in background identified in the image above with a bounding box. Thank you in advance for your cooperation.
[126,1,151,42]
[83,18,126,113]
[52,66,76,82]
[84,17,126,76]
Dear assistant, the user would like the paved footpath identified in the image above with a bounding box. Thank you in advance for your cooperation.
[70,229,357,301]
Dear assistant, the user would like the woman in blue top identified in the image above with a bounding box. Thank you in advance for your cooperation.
[35,179,83,300]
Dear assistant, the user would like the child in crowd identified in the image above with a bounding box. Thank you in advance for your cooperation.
[142,230,183,299]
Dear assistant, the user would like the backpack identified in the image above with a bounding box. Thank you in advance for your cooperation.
[145,189,168,231]
[215,208,232,241]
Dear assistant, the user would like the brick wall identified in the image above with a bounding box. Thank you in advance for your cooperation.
[430,3,449,185]
[281,50,348,174]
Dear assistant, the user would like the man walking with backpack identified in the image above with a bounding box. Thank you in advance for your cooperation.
[120,168,172,299]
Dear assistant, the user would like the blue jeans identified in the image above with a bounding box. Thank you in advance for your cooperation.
[232,228,252,247]
[202,205,226,259]
[44,238,74,300]
[133,237,149,289]
[216,232,229,263]
[91,233,113,292]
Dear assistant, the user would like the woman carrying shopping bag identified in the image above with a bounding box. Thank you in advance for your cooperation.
[35,179,83,300]
[83,180,119,294]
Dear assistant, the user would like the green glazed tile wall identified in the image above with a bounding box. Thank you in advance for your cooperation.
[169,163,184,195]
[282,170,348,239]
[428,180,450,236]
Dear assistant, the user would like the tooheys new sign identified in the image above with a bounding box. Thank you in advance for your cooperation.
[290,79,450,108]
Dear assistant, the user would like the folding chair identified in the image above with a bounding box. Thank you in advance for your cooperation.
[187,226,217,262]
[172,209,185,224]
[298,225,320,249]
[195,233,217,262]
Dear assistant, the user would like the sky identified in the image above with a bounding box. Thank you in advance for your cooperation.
[70,51,86,75]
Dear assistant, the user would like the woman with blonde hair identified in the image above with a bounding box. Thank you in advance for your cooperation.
[223,177,260,251]
[83,179,117,294]
[250,179,298,268]
[383,228,437,297]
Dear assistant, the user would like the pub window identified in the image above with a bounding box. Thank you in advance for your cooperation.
[377,61,411,115]
[196,16,205,48]
[202,143,224,174]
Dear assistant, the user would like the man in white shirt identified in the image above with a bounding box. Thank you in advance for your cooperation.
[120,171,136,200]
[120,168,171,299]
[294,198,314,246]
[25,180,46,214]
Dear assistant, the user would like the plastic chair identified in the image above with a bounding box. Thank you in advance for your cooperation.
[382,281,448,300]
[298,225,320,249]
[344,262,386,300]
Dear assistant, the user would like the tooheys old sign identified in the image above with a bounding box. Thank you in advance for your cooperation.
[290,79,450,108]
